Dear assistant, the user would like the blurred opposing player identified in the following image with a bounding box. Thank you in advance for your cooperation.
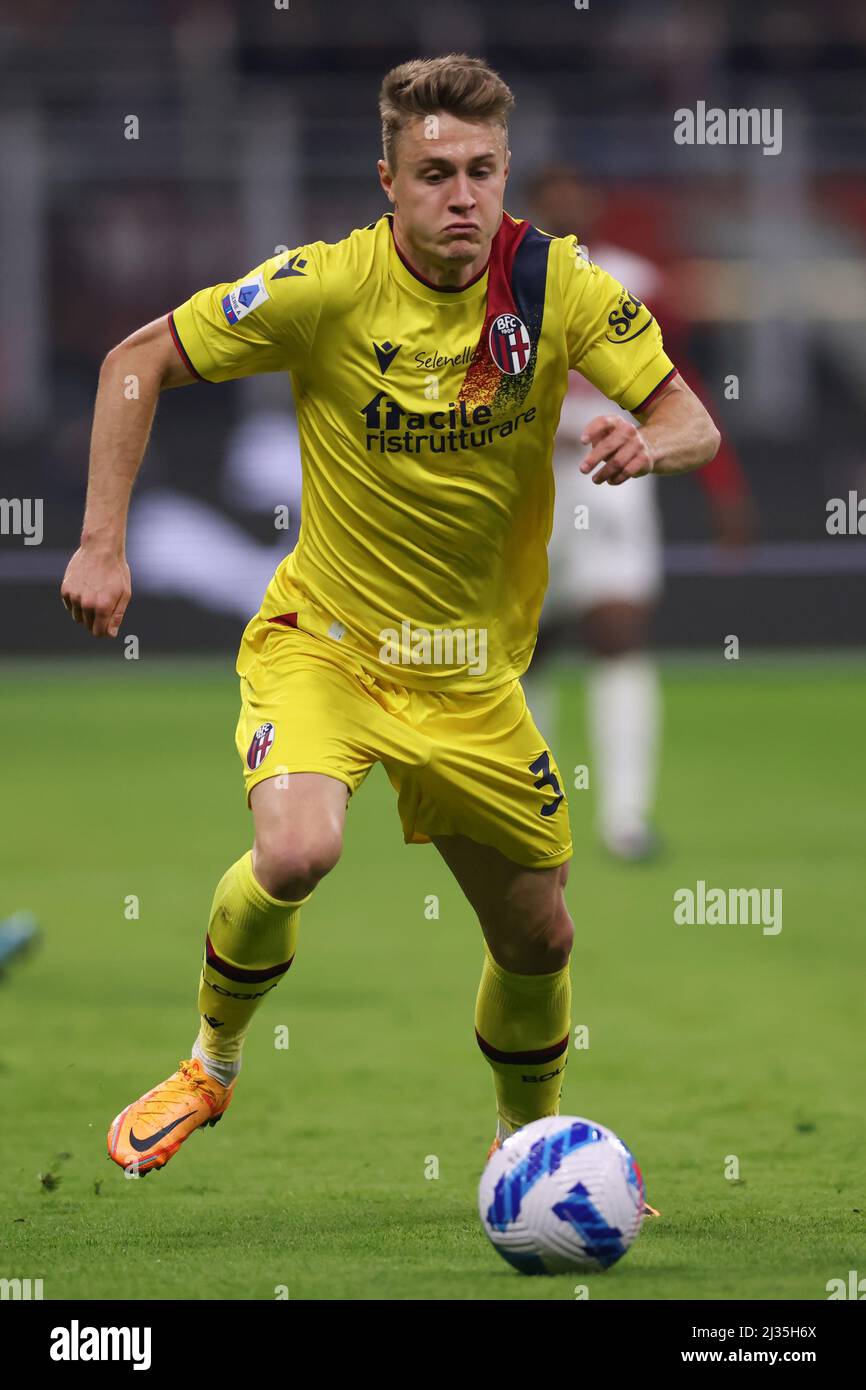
[60,57,720,1193]
[527,168,753,860]
[0,912,40,978]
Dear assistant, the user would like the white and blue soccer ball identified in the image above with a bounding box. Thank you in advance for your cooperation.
[479,1116,645,1275]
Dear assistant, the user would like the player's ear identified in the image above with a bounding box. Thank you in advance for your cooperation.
[377,159,395,203]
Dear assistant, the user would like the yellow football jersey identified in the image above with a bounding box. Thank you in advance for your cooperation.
[170,213,675,691]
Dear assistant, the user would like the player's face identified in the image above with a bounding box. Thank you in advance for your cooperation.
[379,114,509,278]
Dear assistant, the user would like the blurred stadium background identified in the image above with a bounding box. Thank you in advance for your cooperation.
[2,0,866,650]
[1,0,865,1302]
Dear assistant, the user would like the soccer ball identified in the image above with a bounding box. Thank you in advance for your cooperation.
[478,1115,645,1275]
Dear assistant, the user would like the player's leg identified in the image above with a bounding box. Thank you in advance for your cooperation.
[436,832,572,973]
[432,831,659,1215]
[582,597,661,861]
[193,772,348,1085]
[107,771,348,1175]
[108,624,378,1175]
[434,833,574,1141]
[381,672,573,1143]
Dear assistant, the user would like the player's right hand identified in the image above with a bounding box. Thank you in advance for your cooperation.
[60,544,132,638]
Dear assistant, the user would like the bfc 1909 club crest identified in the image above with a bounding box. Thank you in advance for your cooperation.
[247,721,275,769]
[488,313,532,375]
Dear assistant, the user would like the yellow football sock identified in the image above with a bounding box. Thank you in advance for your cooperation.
[475,946,571,1134]
[194,850,308,1075]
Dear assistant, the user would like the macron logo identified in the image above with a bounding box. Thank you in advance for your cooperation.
[373,340,401,374]
[50,1321,152,1372]
[272,253,308,279]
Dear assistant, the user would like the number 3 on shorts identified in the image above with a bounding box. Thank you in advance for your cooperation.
[529,751,564,817]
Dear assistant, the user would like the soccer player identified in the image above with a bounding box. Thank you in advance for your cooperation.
[60,55,720,1193]
[525,167,753,860]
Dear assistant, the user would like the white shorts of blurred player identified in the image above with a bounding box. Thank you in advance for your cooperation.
[529,453,663,861]
[543,457,663,618]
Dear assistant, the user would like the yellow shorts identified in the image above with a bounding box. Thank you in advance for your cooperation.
[234,615,572,870]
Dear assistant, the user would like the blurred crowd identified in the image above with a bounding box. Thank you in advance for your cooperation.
[1,0,864,648]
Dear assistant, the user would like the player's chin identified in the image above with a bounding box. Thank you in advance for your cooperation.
[437,235,481,262]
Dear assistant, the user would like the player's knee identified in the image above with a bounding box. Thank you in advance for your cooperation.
[489,893,573,973]
[526,894,573,971]
[253,828,342,902]
[545,894,574,966]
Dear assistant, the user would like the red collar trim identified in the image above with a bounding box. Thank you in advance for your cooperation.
[388,215,490,293]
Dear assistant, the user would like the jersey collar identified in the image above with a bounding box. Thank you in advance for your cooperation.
[385,213,491,306]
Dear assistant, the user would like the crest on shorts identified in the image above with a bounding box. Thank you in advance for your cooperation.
[247,721,275,770]
[488,312,531,375]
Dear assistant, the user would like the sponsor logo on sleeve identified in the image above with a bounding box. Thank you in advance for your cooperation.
[605,290,653,345]
[222,273,269,326]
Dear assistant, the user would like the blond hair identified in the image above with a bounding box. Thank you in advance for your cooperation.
[379,54,514,169]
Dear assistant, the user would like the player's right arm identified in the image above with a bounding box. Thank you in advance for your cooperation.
[60,315,196,637]
[62,245,324,638]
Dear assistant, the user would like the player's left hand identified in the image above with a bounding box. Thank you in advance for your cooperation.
[579,415,655,486]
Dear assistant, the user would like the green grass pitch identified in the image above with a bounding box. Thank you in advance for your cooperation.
[1,654,863,1300]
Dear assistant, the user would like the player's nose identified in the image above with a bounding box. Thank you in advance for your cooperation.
[448,175,477,211]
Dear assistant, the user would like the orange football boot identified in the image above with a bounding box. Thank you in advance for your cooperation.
[107,1058,235,1176]
[485,1133,661,1217]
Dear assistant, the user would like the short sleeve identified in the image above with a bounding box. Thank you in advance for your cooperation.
[169,246,324,383]
[559,237,676,413]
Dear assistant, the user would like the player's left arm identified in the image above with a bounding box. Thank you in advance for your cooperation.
[579,374,721,487]
[560,237,720,487]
